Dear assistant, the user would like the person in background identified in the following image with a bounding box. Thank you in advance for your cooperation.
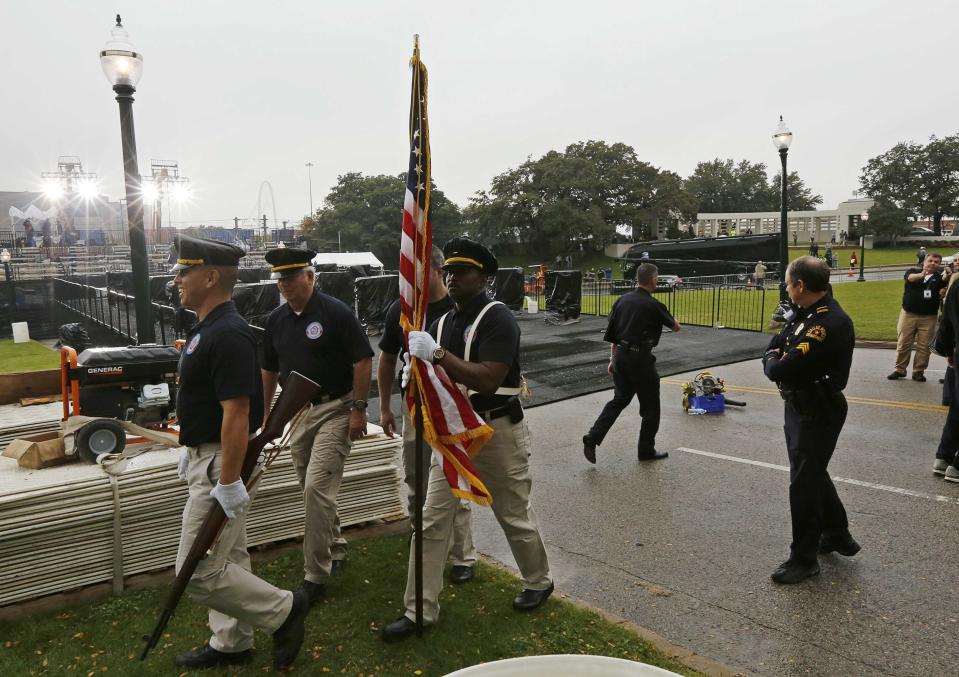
[889,253,947,382]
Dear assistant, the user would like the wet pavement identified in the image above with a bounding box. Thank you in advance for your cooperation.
[467,347,959,676]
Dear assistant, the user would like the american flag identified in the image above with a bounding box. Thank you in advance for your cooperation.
[399,39,493,506]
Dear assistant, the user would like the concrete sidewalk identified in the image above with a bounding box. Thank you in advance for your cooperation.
[468,347,959,677]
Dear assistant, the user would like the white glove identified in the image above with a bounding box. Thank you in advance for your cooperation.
[408,331,440,363]
[401,361,411,389]
[177,447,189,482]
[210,479,251,519]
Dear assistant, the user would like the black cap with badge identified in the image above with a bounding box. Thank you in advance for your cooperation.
[171,235,245,272]
[442,237,498,275]
[264,247,316,280]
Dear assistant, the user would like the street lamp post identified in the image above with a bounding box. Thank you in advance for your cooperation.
[100,15,155,343]
[305,162,315,216]
[858,210,868,282]
[1,249,15,315]
[772,116,793,302]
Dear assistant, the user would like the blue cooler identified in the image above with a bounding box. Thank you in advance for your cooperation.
[690,393,725,413]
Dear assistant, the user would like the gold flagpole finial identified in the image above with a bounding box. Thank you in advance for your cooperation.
[413,34,419,52]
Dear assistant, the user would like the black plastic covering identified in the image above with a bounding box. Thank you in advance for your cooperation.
[354,275,398,333]
[78,345,181,366]
[55,323,91,353]
[545,270,582,319]
[106,272,177,303]
[0,279,60,338]
[494,267,525,311]
[231,282,280,328]
[315,271,355,307]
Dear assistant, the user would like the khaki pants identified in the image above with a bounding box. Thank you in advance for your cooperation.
[402,414,551,624]
[289,397,352,584]
[895,310,938,374]
[402,408,476,567]
[176,443,292,652]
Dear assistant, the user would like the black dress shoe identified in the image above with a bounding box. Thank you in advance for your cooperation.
[450,565,475,584]
[583,435,597,464]
[912,372,927,382]
[381,616,422,643]
[512,582,554,611]
[174,644,252,668]
[273,589,309,669]
[331,559,346,576]
[638,450,668,461]
[820,534,862,557]
[771,559,820,584]
[887,371,906,380]
[297,579,326,606]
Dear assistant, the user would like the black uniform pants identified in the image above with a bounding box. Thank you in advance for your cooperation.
[783,396,849,564]
[588,351,660,455]
[936,366,959,466]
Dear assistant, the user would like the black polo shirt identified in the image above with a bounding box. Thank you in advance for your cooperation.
[176,301,264,446]
[604,287,675,349]
[380,295,455,357]
[901,267,946,315]
[430,293,521,411]
[262,290,373,395]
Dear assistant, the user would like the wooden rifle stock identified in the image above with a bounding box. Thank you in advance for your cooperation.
[140,371,322,660]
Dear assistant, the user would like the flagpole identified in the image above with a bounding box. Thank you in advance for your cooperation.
[413,32,424,636]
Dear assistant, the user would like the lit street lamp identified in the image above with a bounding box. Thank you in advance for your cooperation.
[858,210,868,282]
[100,14,154,343]
[772,115,793,302]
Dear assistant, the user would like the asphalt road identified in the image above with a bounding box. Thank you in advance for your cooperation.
[465,347,959,676]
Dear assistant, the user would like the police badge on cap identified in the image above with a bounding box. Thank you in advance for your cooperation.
[171,235,245,272]
[264,248,316,280]
[441,237,498,275]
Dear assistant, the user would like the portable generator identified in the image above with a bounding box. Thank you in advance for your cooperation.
[60,345,180,461]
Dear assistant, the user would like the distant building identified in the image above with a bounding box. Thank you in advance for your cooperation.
[696,198,874,241]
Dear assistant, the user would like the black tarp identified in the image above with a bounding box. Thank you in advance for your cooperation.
[494,267,525,311]
[545,270,582,319]
[231,282,280,328]
[354,275,398,334]
[238,268,271,284]
[0,279,59,338]
[315,271,355,307]
[106,272,177,303]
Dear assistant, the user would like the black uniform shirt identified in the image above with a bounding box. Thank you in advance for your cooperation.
[176,301,264,446]
[901,267,946,315]
[763,294,855,390]
[262,290,373,395]
[430,293,521,412]
[379,295,455,357]
[604,287,676,348]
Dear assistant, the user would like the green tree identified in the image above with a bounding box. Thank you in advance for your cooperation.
[685,159,822,213]
[298,172,463,266]
[860,135,959,234]
[771,171,824,211]
[863,201,911,242]
[464,140,696,251]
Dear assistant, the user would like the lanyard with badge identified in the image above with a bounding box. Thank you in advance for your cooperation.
[922,273,937,300]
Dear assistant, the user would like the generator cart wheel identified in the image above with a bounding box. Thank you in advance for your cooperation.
[76,419,126,463]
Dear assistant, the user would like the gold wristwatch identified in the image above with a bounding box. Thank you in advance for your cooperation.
[432,347,447,363]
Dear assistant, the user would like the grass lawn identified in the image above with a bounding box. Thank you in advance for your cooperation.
[0,532,700,677]
[831,280,900,341]
[0,339,59,374]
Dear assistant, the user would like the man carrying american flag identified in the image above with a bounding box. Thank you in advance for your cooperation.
[380,39,553,643]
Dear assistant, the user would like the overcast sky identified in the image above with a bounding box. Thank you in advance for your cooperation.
[2,1,957,229]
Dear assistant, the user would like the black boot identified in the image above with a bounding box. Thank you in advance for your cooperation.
[380,616,422,643]
[273,589,309,669]
[297,579,326,607]
[174,644,252,669]
[512,582,554,610]
[771,558,820,584]
[819,534,861,557]
[582,436,597,464]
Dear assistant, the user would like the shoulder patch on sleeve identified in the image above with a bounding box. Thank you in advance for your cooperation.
[816,307,829,314]
[797,341,810,355]
[807,325,827,342]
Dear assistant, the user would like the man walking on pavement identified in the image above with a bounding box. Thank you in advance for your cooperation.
[171,235,308,670]
[378,245,477,584]
[763,256,860,584]
[381,237,552,642]
[889,252,947,382]
[261,248,374,606]
[582,263,680,464]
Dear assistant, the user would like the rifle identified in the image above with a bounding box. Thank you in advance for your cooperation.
[140,370,322,661]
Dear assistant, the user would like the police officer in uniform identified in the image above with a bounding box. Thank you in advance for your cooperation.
[763,256,860,584]
[261,248,373,605]
[583,262,680,464]
[377,244,477,584]
[381,237,553,642]
[171,235,308,670]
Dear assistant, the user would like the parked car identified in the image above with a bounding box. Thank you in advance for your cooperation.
[910,226,935,236]
[655,275,684,292]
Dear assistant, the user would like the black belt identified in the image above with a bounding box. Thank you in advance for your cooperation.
[477,397,523,423]
[311,391,348,405]
[617,341,653,354]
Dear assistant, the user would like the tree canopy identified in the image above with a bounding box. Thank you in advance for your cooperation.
[860,135,959,234]
[298,172,462,266]
[684,158,823,214]
[464,140,697,254]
